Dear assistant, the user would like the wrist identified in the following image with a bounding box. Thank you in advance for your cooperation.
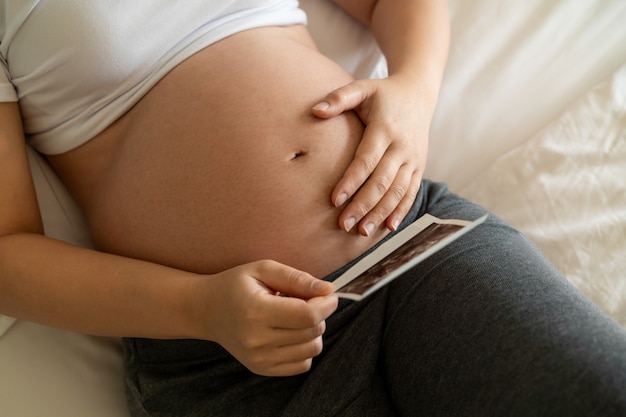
[180,272,220,341]
[388,70,441,114]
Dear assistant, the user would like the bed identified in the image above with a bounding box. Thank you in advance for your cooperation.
[1,0,625,415]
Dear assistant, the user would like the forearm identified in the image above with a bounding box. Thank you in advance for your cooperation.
[334,0,450,109]
[373,0,449,109]
[0,232,204,339]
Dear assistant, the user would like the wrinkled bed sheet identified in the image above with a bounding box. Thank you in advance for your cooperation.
[461,65,626,327]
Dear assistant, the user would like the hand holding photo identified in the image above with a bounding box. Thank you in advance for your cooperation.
[333,214,487,301]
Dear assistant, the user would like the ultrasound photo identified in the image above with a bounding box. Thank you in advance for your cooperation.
[333,214,487,300]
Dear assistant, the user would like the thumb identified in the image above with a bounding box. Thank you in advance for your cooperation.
[256,261,334,300]
[312,81,370,119]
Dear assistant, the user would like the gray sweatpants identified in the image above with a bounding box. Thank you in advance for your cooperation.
[123,180,626,416]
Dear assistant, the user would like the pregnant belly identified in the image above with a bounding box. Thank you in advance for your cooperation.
[52,26,389,276]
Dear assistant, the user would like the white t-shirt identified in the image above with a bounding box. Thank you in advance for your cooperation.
[0,1,306,154]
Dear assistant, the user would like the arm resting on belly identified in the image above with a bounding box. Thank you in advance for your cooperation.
[315,0,450,235]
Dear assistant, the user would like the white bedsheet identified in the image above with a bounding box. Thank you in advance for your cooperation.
[428,0,626,192]
[462,65,626,326]
[424,0,626,326]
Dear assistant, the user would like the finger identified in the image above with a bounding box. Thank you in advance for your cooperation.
[355,164,415,236]
[268,320,327,346]
[255,260,334,299]
[306,295,339,321]
[311,81,372,119]
[277,336,324,363]
[384,172,422,232]
[264,295,337,329]
[257,336,325,376]
[332,131,389,209]
[337,149,401,233]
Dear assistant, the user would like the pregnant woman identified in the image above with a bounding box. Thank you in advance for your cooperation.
[1,1,625,416]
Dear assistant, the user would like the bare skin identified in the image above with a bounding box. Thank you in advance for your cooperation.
[49,26,389,277]
[1,0,449,377]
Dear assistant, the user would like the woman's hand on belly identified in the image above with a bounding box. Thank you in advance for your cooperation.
[312,74,432,237]
[52,26,391,277]
[192,260,338,377]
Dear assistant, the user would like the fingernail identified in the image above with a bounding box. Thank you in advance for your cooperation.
[312,280,330,292]
[335,193,348,207]
[344,217,356,232]
[364,223,375,237]
[313,101,330,111]
[390,219,400,231]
